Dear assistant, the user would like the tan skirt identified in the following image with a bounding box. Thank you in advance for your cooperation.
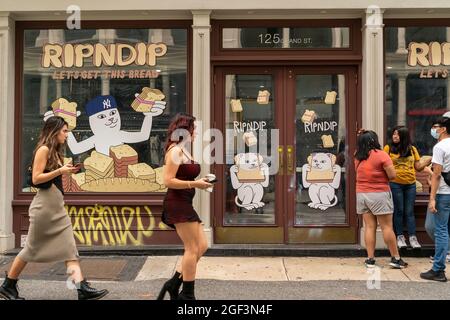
[18,184,79,263]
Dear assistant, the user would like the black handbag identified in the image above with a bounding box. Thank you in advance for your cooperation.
[26,164,52,189]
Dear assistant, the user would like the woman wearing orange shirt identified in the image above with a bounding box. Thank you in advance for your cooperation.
[355,130,408,269]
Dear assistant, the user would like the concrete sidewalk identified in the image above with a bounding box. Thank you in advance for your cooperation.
[135,256,445,282]
[1,256,450,300]
[1,255,447,283]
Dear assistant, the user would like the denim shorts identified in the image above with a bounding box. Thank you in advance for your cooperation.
[357,191,394,215]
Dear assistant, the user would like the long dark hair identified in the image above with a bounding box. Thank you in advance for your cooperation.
[33,116,67,170]
[164,112,196,153]
[355,130,382,161]
[388,125,412,157]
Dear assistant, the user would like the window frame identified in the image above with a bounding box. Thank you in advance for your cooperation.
[211,19,362,61]
[383,19,450,196]
[14,20,193,204]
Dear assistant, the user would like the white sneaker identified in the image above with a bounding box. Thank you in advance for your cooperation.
[447,254,450,263]
[409,235,421,249]
[397,235,407,248]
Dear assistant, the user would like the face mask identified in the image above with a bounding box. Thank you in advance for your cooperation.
[431,128,441,139]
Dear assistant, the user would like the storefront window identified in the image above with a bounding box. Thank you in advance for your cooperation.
[21,28,188,193]
[385,26,450,193]
[295,74,347,225]
[224,74,276,225]
[223,27,350,49]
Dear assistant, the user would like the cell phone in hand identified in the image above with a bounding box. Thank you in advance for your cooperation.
[73,162,83,171]
[208,178,218,183]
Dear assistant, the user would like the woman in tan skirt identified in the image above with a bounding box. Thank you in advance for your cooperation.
[0,116,109,300]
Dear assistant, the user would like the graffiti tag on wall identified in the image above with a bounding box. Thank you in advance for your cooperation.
[67,205,167,246]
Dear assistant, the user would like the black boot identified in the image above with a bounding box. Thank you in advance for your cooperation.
[77,279,109,300]
[177,280,196,300]
[156,271,183,300]
[0,272,25,300]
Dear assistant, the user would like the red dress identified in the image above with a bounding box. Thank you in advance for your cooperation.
[162,152,202,229]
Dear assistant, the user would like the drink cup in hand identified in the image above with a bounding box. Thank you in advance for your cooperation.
[205,174,216,192]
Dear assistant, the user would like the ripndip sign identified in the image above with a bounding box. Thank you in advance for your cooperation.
[408,42,450,78]
[42,42,168,68]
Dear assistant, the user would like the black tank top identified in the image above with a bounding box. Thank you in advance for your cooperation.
[43,168,64,195]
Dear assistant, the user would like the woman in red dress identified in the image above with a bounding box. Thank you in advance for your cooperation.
[157,113,212,300]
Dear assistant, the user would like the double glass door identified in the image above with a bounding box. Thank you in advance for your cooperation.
[213,66,358,244]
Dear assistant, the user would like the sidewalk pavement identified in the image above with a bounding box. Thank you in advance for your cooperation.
[1,255,449,300]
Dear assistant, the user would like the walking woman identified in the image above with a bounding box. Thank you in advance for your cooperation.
[157,113,212,300]
[0,116,109,300]
[384,126,431,249]
[355,130,408,269]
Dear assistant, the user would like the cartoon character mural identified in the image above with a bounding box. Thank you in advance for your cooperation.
[42,88,167,193]
[302,152,341,211]
[230,153,269,211]
[44,90,166,156]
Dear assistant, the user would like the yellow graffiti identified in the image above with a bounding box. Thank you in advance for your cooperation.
[66,205,158,246]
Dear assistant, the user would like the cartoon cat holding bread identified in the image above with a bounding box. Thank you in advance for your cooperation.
[230,153,269,211]
[44,89,166,156]
[302,152,341,211]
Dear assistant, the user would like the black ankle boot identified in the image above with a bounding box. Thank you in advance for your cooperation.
[177,280,196,300]
[156,271,183,300]
[0,272,25,300]
[77,279,109,300]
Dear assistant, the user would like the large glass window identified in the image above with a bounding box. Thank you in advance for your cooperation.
[385,26,450,193]
[295,74,347,225]
[21,28,188,193]
[224,74,276,225]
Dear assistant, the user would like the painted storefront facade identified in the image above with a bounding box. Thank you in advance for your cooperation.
[1,1,450,251]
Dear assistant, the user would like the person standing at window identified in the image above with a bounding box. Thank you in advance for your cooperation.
[424,112,450,264]
[157,113,212,300]
[384,126,431,249]
[355,130,408,269]
[0,116,109,300]
[421,117,450,282]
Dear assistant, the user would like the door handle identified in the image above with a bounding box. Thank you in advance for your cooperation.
[287,145,294,175]
[278,146,284,175]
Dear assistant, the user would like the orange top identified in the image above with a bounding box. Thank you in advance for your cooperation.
[355,150,393,193]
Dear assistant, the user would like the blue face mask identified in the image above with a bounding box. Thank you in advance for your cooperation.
[431,128,441,139]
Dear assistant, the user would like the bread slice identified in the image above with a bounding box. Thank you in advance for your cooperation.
[131,87,165,112]
[324,91,337,105]
[51,98,77,130]
[80,177,161,192]
[257,90,270,104]
[62,157,72,192]
[230,99,243,113]
[85,167,114,182]
[128,163,156,181]
[84,151,114,177]
[321,135,334,148]
[154,166,167,191]
[236,168,265,183]
[306,170,335,183]
[110,144,138,160]
[243,131,257,147]
[301,109,316,124]
[110,144,138,177]
[70,173,86,192]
